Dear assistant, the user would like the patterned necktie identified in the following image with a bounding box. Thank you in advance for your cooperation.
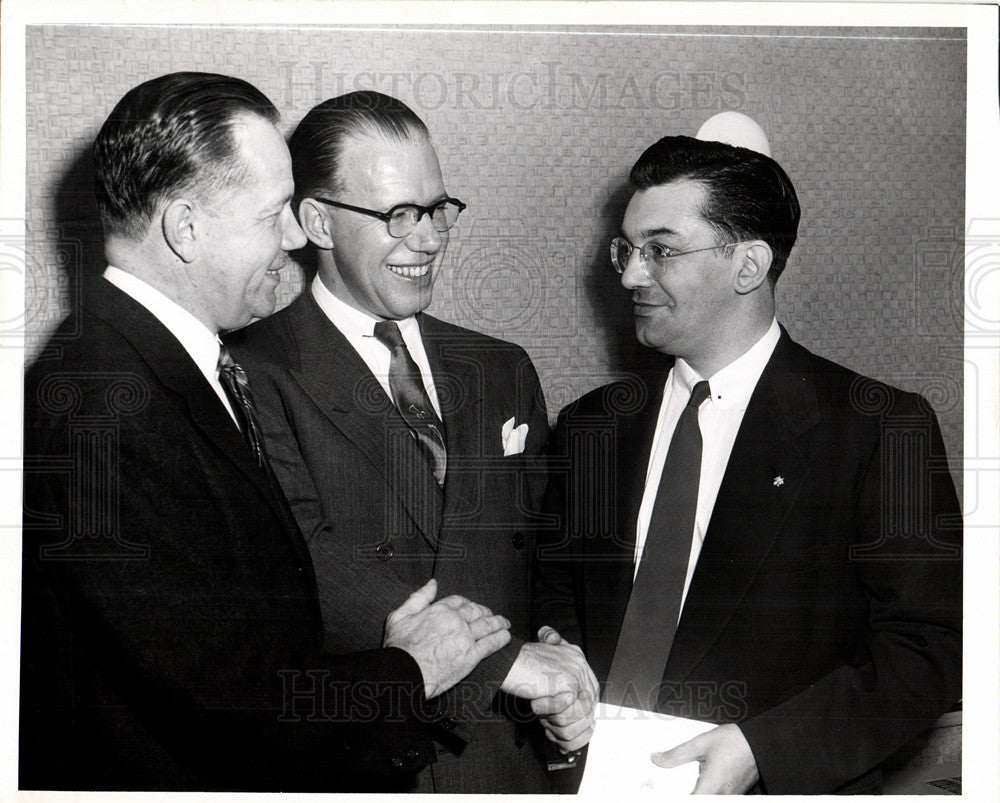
[217,343,270,471]
[604,379,711,709]
[372,320,447,486]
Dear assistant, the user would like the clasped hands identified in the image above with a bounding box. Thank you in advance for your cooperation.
[500,625,598,753]
[381,581,752,790]
[382,581,596,752]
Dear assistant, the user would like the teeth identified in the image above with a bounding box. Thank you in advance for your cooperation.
[386,263,430,278]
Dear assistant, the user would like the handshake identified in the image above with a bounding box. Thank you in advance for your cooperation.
[383,579,597,752]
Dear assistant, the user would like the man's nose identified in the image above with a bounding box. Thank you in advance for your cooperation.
[406,210,444,252]
[281,206,307,251]
[620,248,652,290]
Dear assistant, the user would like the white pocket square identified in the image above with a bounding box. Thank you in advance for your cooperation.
[501,416,529,457]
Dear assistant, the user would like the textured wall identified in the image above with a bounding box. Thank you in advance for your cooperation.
[24,24,966,481]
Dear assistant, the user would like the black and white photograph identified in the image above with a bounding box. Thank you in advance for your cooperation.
[1,0,996,799]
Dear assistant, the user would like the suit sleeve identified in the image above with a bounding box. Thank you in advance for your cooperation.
[738,397,962,794]
[21,370,432,790]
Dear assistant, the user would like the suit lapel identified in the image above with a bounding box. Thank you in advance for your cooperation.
[583,371,668,671]
[83,279,308,562]
[615,371,668,559]
[414,314,488,560]
[285,295,443,547]
[417,314,485,510]
[664,331,820,683]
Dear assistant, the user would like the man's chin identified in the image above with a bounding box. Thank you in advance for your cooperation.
[387,291,435,320]
[634,326,675,355]
[634,324,657,348]
[243,297,279,327]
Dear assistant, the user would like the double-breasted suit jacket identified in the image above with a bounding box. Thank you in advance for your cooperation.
[534,328,962,794]
[228,290,552,792]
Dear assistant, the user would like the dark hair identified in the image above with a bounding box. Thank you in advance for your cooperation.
[629,135,800,284]
[94,72,279,239]
[288,91,429,201]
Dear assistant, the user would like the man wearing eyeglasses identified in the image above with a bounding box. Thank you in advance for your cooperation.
[534,135,961,794]
[227,91,596,793]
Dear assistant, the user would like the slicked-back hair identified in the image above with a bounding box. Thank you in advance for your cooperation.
[629,136,800,285]
[288,91,430,202]
[94,72,280,239]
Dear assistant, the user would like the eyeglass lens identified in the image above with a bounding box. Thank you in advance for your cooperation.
[388,201,463,237]
[610,238,634,273]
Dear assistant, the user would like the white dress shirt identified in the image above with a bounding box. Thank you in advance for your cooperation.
[634,318,782,617]
[310,275,443,418]
[103,266,239,425]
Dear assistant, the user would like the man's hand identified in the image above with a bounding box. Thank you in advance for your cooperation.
[531,688,596,752]
[383,579,511,698]
[503,625,598,752]
[650,723,759,794]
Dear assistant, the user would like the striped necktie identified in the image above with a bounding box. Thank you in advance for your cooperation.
[217,343,270,471]
[372,320,447,486]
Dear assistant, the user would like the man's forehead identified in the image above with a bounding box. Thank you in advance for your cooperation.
[230,115,293,188]
[340,131,443,196]
[230,115,289,167]
[624,179,707,235]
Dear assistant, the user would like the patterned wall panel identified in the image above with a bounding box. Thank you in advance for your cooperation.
[24,24,966,482]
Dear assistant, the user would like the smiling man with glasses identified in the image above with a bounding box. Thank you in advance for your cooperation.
[534,134,961,794]
[227,91,596,794]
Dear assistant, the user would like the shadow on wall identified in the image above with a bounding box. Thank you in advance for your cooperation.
[57,140,105,278]
[28,142,106,368]
[24,145,105,368]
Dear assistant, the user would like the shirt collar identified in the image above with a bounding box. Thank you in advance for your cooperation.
[103,265,222,377]
[311,274,421,341]
[672,318,781,410]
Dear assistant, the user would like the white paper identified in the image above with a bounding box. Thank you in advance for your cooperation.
[578,703,717,797]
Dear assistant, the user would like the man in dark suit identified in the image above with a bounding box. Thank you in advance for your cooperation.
[534,135,962,794]
[20,72,515,792]
[228,91,596,792]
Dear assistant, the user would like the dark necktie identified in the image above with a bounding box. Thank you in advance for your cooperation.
[217,343,270,471]
[372,320,447,486]
[604,379,711,709]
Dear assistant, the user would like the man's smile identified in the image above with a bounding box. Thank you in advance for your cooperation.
[386,261,433,279]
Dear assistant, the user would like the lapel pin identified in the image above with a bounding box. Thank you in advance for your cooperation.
[772,475,785,487]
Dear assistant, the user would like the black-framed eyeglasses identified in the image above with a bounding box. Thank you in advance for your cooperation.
[312,196,467,238]
[610,237,749,275]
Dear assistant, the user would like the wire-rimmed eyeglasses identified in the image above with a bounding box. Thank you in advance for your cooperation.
[610,237,749,275]
[312,196,467,239]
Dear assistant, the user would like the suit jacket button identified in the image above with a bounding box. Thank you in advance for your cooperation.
[512,532,526,549]
[390,755,404,768]
[514,733,527,748]
[440,717,455,730]
[376,541,395,560]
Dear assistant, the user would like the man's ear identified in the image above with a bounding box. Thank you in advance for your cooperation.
[734,241,772,294]
[162,199,198,263]
[297,198,334,250]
